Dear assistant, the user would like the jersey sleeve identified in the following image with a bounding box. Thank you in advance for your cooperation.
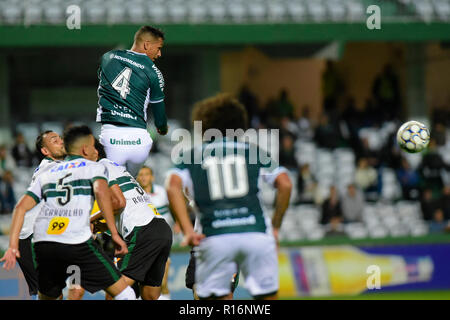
[90,162,108,183]
[257,145,288,187]
[26,176,42,204]
[165,167,193,192]
[100,159,122,187]
[260,166,288,187]
[148,65,165,103]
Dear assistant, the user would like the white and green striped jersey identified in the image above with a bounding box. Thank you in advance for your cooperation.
[20,158,60,240]
[26,155,108,244]
[99,158,161,238]
[146,184,170,217]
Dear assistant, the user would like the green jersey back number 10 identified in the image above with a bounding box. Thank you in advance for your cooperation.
[112,67,132,99]
[202,155,249,200]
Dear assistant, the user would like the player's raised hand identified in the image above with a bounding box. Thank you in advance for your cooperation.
[0,248,20,271]
[111,234,128,257]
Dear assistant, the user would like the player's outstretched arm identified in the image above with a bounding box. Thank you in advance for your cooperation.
[272,172,292,245]
[166,174,204,246]
[93,179,128,256]
[151,101,168,135]
[0,194,37,270]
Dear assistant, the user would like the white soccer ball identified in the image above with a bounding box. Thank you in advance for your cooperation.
[396,120,430,153]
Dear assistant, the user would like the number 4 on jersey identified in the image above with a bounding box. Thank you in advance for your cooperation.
[112,67,132,99]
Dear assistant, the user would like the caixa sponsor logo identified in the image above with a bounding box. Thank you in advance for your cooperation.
[51,161,86,172]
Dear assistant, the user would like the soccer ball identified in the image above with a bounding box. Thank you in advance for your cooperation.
[396,120,430,153]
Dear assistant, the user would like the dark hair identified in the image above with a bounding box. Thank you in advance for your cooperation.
[94,138,107,160]
[134,25,165,43]
[35,130,53,157]
[191,93,248,135]
[63,125,92,154]
[139,165,153,175]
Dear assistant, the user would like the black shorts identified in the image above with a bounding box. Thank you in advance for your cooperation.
[17,236,38,296]
[117,218,172,287]
[34,238,122,298]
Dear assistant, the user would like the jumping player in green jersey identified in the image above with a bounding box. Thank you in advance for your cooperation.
[96,25,168,177]
[166,93,292,300]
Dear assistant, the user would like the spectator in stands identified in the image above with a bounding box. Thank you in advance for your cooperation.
[274,88,294,119]
[379,131,402,169]
[320,185,344,235]
[420,188,439,221]
[296,163,317,204]
[279,134,298,171]
[418,138,447,196]
[341,184,365,223]
[354,157,378,199]
[295,106,314,141]
[314,113,341,149]
[280,116,298,140]
[356,137,380,168]
[238,84,259,128]
[440,185,450,220]
[396,157,421,201]
[11,132,34,167]
[432,122,447,147]
[340,96,363,151]
[0,144,16,177]
[371,63,401,121]
[0,170,16,214]
[321,60,344,119]
[428,208,447,234]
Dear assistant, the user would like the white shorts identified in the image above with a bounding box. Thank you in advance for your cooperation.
[99,124,153,177]
[195,232,279,298]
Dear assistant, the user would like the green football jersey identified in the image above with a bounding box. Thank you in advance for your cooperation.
[96,49,166,129]
[174,139,285,237]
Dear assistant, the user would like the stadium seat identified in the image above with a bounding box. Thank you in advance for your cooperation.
[346,0,365,21]
[413,0,435,22]
[147,2,168,23]
[267,1,286,22]
[368,225,389,239]
[306,0,327,21]
[187,1,208,23]
[106,4,126,24]
[344,222,368,239]
[227,1,247,23]
[326,0,347,21]
[381,168,402,200]
[23,4,42,25]
[286,0,306,22]
[409,222,429,237]
[208,1,227,22]
[126,2,147,23]
[1,1,22,24]
[167,1,188,23]
[247,0,266,22]
[84,1,106,24]
[43,1,64,24]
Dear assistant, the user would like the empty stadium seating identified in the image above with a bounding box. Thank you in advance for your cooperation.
[1,0,450,25]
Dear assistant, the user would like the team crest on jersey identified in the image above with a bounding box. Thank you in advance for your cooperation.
[51,161,86,172]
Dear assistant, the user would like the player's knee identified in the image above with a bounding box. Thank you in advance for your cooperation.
[141,285,161,300]
[114,286,136,300]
